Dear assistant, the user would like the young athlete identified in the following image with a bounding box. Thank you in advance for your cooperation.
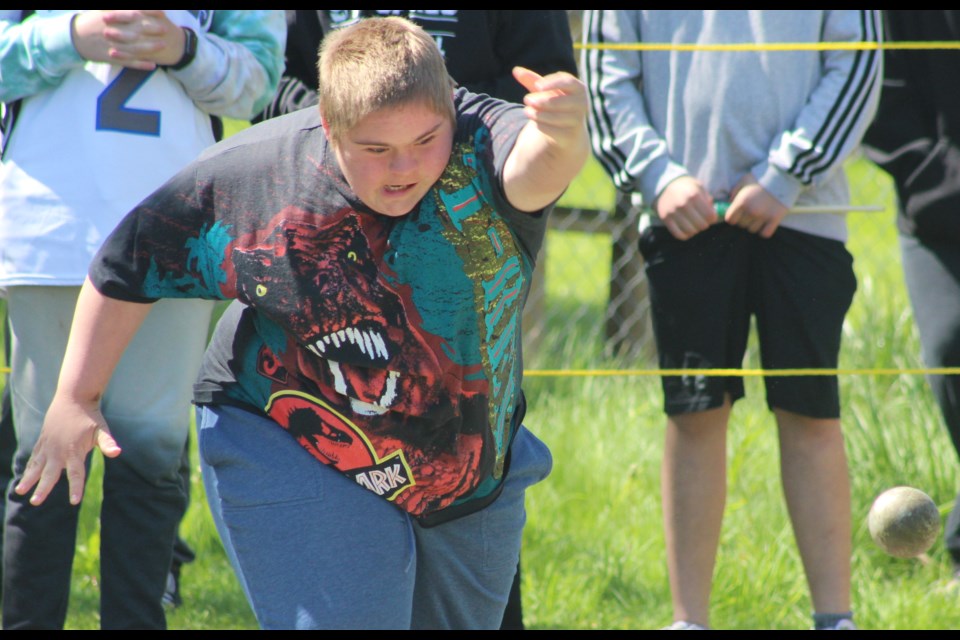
[15,16,588,629]
[251,10,579,628]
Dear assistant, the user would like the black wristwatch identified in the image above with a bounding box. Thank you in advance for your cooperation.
[164,27,197,71]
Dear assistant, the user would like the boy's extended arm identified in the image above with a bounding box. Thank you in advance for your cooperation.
[14,277,152,507]
[502,66,589,213]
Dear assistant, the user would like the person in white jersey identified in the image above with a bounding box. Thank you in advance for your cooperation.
[0,10,285,629]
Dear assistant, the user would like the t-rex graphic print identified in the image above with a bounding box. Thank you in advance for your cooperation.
[228,207,446,415]
[94,95,538,518]
[223,205,486,513]
[214,126,529,516]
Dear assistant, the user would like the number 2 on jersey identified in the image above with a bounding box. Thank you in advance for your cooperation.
[96,68,161,136]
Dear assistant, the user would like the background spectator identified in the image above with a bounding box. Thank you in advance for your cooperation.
[0,10,285,629]
[583,10,881,630]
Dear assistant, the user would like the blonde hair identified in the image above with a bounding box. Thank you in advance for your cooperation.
[318,16,456,142]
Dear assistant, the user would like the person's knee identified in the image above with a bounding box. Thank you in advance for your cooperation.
[775,410,845,453]
[668,403,732,437]
[103,421,189,487]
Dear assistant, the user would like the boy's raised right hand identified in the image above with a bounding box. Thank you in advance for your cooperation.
[504,66,589,213]
[513,66,588,153]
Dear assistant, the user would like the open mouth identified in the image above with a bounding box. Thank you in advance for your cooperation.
[327,360,400,416]
[303,322,400,416]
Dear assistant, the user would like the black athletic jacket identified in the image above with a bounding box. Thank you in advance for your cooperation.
[862,10,960,244]
[252,9,577,122]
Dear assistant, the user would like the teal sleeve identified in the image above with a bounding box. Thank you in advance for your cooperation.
[168,10,286,120]
[0,11,84,103]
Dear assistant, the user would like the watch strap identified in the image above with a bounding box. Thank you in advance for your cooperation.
[164,27,197,71]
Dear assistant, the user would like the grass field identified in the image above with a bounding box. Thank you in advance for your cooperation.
[518,157,960,630]
[2,133,958,629]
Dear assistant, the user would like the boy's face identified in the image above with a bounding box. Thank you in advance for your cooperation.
[331,101,454,218]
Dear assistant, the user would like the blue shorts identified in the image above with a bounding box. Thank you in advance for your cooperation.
[196,403,552,630]
[638,224,856,418]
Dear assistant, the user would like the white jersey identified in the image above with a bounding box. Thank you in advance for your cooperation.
[0,10,218,286]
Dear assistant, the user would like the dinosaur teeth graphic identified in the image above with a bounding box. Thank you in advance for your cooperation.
[350,398,389,415]
[370,332,388,359]
[349,370,399,415]
[308,325,392,365]
[327,361,400,411]
[329,360,349,396]
[361,330,373,357]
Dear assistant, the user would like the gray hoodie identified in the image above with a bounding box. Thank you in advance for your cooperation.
[583,10,882,241]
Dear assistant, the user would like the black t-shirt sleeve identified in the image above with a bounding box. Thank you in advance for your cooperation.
[88,162,227,303]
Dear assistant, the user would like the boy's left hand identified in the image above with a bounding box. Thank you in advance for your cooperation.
[503,67,589,213]
[513,66,588,148]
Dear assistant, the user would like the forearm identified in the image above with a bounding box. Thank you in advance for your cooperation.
[169,10,286,120]
[55,277,153,403]
[502,67,589,212]
[506,119,589,211]
[758,9,883,206]
[0,11,84,102]
[12,277,140,506]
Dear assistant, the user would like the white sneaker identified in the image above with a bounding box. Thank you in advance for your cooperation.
[818,618,857,630]
[662,620,709,630]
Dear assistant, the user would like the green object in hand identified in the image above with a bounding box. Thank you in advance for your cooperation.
[715,201,730,218]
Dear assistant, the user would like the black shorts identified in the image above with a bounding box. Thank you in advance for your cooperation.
[638,223,856,418]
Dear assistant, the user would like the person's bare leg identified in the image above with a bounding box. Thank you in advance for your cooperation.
[775,409,851,615]
[662,401,730,628]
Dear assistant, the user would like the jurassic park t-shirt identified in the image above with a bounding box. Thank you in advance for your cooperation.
[89,88,546,521]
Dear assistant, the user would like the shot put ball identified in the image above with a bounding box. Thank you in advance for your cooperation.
[867,486,941,558]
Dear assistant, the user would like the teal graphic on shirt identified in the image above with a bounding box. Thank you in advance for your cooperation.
[387,128,527,477]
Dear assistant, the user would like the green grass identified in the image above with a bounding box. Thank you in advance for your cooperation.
[518,156,960,630]
[3,145,958,629]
